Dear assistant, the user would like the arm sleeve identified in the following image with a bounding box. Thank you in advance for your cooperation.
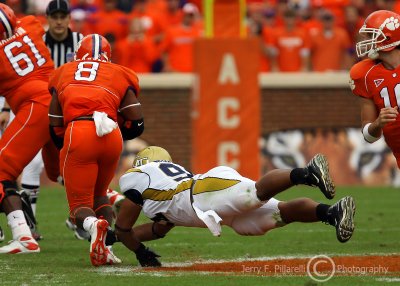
[119,171,150,194]
[349,63,371,99]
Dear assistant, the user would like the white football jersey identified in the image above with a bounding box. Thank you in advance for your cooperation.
[119,163,282,236]
[119,161,204,227]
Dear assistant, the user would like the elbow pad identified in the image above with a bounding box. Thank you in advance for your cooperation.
[119,118,144,141]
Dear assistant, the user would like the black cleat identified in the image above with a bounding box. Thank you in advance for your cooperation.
[328,196,356,243]
[306,154,335,199]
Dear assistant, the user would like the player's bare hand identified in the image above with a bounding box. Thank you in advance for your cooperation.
[0,111,10,132]
[377,106,398,127]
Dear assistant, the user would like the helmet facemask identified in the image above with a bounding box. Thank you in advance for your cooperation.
[356,27,387,59]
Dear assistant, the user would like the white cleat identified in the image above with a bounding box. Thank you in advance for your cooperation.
[0,236,40,254]
[89,219,109,266]
[106,246,122,264]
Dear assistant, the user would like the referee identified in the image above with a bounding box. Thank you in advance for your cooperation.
[44,0,83,68]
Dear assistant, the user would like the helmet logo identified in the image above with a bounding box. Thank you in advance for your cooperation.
[381,17,400,31]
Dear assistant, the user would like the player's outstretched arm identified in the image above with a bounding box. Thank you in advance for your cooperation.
[133,222,174,242]
[115,199,162,267]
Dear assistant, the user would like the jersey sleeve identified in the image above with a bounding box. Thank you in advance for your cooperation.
[119,169,150,193]
[349,61,371,99]
[20,16,46,39]
[48,68,61,94]
[122,66,140,97]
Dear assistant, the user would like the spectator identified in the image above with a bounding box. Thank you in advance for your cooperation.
[160,3,203,72]
[115,19,159,73]
[269,9,310,72]
[310,11,353,71]
[85,0,128,41]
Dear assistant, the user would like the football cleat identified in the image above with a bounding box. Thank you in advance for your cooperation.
[89,219,110,266]
[0,236,40,254]
[106,246,122,264]
[106,189,125,217]
[65,218,90,240]
[306,154,335,199]
[328,196,356,243]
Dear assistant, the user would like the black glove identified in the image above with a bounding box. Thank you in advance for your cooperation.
[135,243,161,267]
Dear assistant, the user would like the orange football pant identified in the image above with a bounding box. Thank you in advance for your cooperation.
[60,121,123,214]
[0,102,60,182]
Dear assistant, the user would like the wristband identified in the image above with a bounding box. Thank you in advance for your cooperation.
[1,108,10,112]
[362,123,380,143]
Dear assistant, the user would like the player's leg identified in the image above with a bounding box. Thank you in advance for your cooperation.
[255,153,335,201]
[92,129,123,264]
[21,150,44,240]
[0,103,49,253]
[229,196,355,243]
[62,122,120,265]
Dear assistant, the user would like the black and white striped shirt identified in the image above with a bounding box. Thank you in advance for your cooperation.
[43,29,83,68]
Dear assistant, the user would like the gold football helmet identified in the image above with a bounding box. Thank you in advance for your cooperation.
[133,146,173,167]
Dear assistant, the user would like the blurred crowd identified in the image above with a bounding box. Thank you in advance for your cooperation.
[1,0,393,73]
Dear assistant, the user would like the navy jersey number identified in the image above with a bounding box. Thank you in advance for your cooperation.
[158,163,192,182]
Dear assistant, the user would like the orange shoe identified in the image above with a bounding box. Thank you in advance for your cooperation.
[0,236,40,254]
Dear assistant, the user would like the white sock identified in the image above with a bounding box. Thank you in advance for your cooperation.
[7,210,32,240]
[83,216,98,234]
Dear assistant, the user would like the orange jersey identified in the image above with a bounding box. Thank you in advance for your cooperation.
[116,37,159,73]
[310,27,351,72]
[0,16,54,111]
[271,27,310,72]
[350,59,400,155]
[49,60,139,125]
[161,23,203,72]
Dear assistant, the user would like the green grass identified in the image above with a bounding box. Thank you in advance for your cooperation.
[0,185,399,285]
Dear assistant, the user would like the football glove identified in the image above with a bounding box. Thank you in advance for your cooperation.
[135,243,161,267]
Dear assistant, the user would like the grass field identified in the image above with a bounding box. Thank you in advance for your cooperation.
[0,185,399,285]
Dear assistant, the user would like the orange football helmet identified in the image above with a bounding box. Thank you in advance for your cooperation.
[74,34,111,62]
[0,3,16,40]
[356,10,400,59]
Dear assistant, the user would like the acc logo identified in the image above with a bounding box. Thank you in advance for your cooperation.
[381,17,400,31]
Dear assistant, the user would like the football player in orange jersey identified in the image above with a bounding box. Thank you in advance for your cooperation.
[48,34,144,266]
[0,3,61,254]
[350,10,400,167]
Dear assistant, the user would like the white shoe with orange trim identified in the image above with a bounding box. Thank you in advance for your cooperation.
[89,219,110,266]
[0,236,40,254]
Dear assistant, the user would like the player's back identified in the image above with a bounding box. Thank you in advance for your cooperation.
[0,16,54,111]
[49,60,139,124]
[119,161,201,226]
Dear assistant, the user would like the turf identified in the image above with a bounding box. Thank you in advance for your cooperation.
[0,185,398,285]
